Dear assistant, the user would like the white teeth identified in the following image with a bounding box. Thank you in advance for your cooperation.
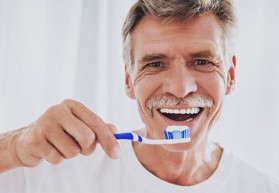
[159,107,200,115]
[173,109,180,114]
[179,109,186,114]
[186,118,193,122]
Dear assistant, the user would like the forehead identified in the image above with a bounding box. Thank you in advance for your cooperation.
[131,14,224,64]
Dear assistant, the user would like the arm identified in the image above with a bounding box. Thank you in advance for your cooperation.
[0,128,25,173]
[0,99,121,174]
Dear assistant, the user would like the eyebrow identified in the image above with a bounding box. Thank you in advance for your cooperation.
[138,53,167,65]
[137,50,221,65]
[190,50,219,60]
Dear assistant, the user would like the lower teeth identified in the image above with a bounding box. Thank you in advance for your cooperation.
[185,118,193,122]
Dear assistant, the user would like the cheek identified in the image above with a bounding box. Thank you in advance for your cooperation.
[199,74,225,129]
[133,74,164,128]
[201,64,227,91]
[133,72,163,103]
[214,65,227,85]
[199,70,226,104]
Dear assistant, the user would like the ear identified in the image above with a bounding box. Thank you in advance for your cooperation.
[225,55,236,95]
[125,65,136,99]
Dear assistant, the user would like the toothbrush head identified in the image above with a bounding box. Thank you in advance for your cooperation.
[164,125,190,140]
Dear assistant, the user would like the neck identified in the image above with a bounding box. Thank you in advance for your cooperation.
[132,132,223,186]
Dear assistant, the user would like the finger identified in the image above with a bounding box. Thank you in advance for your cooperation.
[59,114,97,155]
[95,124,121,160]
[106,123,118,133]
[45,125,81,159]
[81,139,97,156]
[35,138,65,165]
[44,145,65,165]
[64,100,121,159]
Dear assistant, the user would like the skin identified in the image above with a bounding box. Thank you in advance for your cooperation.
[0,12,236,187]
[125,14,236,185]
[0,99,121,173]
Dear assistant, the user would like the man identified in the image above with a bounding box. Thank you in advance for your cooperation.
[0,0,278,192]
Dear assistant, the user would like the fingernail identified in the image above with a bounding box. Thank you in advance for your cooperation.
[111,146,121,160]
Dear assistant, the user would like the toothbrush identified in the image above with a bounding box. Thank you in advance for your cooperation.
[114,126,190,145]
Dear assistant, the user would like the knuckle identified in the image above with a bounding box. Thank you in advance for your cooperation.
[42,104,72,127]
[65,148,80,159]
[48,157,63,165]
[28,161,42,168]
[81,149,93,156]
[76,129,95,147]
[102,130,115,142]
[81,142,96,156]
[47,150,64,165]
[45,105,60,116]
[36,119,51,132]
[107,123,118,133]
[34,119,58,139]
[45,104,69,121]
[82,132,95,147]
[61,99,85,114]
[61,99,78,107]
[62,98,74,104]
[90,114,102,125]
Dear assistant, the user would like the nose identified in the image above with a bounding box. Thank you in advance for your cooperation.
[163,66,197,98]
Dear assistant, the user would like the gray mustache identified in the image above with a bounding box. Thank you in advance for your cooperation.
[146,93,214,111]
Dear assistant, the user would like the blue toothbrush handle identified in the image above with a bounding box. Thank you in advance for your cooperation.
[114,132,143,142]
[114,132,134,140]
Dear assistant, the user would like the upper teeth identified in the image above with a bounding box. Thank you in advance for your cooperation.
[159,107,200,114]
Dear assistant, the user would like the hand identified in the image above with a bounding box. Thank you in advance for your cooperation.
[13,99,120,167]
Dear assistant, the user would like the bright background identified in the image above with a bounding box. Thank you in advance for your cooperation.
[0,0,279,179]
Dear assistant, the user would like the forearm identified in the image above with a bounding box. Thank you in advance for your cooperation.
[0,128,24,174]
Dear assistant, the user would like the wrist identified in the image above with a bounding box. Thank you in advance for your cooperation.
[0,128,25,173]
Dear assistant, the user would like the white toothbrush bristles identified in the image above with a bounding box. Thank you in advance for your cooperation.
[142,125,191,145]
[164,125,190,140]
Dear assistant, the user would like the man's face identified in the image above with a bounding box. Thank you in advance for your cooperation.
[125,13,236,151]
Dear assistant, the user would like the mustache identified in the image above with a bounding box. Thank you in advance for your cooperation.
[146,93,214,111]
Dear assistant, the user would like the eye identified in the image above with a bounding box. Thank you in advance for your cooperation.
[190,59,216,73]
[142,61,166,73]
[193,59,211,66]
[146,62,163,68]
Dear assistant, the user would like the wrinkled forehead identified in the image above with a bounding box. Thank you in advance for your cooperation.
[130,14,225,67]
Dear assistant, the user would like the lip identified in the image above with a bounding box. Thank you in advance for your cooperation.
[155,107,205,129]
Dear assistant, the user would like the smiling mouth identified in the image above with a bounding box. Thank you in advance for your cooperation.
[158,107,203,122]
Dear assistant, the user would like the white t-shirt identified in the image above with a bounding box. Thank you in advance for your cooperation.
[1,141,279,193]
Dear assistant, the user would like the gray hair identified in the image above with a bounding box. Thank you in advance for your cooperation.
[122,0,238,69]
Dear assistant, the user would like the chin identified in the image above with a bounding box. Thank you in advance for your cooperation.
[162,142,195,153]
[161,135,206,153]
